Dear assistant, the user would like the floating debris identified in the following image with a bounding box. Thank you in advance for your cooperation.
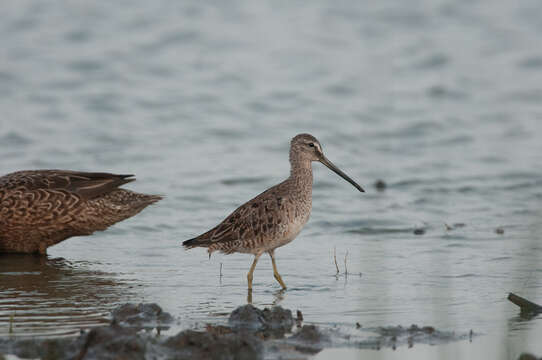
[495,227,505,235]
[367,324,468,348]
[445,223,466,231]
[413,228,426,235]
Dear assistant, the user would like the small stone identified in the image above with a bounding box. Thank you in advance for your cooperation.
[356,322,361,329]
[495,228,505,235]
[374,179,387,191]
[413,228,425,235]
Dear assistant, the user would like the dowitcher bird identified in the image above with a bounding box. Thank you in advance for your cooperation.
[183,134,363,291]
[0,170,161,254]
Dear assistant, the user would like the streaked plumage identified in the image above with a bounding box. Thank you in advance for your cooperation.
[0,170,161,254]
[183,134,363,291]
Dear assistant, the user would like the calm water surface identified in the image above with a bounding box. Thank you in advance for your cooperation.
[1,1,542,358]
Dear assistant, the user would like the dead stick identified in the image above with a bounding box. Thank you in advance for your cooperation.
[344,250,349,275]
[508,292,542,313]
[333,247,339,275]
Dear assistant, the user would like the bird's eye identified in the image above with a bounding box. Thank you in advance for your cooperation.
[308,143,315,147]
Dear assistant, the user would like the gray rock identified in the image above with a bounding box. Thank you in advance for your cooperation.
[112,303,174,330]
[164,329,263,360]
[73,325,147,360]
[291,325,325,344]
[0,337,76,360]
[228,305,294,338]
[288,325,328,354]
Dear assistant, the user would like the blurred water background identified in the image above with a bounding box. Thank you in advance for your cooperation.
[1,0,542,358]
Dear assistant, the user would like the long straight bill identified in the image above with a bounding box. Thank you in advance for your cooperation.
[319,155,364,192]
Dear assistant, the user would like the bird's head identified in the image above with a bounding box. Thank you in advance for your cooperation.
[290,133,364,192]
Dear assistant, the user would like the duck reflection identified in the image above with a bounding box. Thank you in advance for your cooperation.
[0,255,135,337]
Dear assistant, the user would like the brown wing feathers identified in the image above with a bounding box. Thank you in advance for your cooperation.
[59,172,136,199]
[4,170,136,199]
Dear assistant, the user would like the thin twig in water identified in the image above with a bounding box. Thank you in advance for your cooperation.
[9,313,14,334]
[333,247,340,276]
[344,250,349,276]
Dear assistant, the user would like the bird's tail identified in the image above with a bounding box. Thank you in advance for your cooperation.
[182,237,210,249]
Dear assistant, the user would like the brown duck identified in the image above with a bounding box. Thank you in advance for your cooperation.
[0,170,161,254]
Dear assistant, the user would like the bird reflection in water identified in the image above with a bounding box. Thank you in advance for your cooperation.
[246,288,287,305]
[0,255,135,337]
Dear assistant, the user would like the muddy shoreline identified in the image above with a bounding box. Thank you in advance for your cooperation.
[4,302,532,360]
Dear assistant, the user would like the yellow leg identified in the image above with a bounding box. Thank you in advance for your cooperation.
[247,253,262,291]
[247,289,253,304]
[269,250,287,290]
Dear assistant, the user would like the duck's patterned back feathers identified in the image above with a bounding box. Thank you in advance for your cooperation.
[0,170,135,199]
[0,170,161,254]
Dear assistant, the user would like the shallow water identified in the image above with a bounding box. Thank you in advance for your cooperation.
[1,0,542,358]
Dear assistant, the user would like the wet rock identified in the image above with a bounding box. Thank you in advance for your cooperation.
[205,324,234,336]
[288,325,328,355]
[291,325,326,344]
[0,303,306,360]
[74,325,147,360]
[164,329,263,360]
[0,338,76,360]
[495,227,505,235]
[229,305,264,330]
[112,303,174,330]
[374,179,387,191]
[228,305,294,338]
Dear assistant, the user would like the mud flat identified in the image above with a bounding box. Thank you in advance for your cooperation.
[0,302,526,360]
